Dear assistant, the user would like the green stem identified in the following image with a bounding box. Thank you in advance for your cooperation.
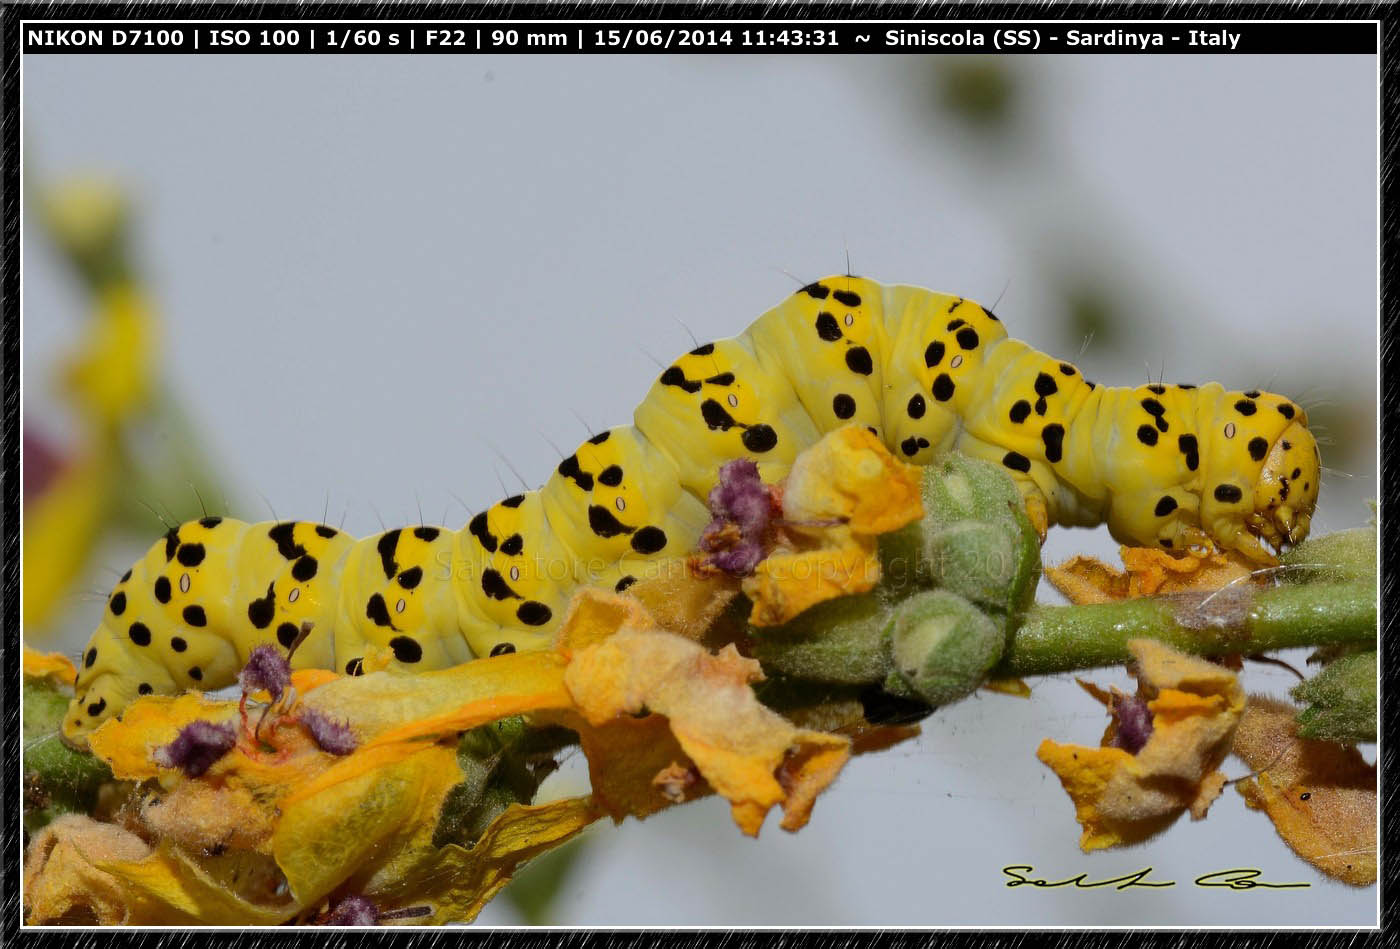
[994,580,1376,678]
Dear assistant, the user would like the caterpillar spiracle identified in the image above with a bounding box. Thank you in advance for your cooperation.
[63,275,1322,745]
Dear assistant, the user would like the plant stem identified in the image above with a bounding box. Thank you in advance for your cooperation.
[994,580,1376,677]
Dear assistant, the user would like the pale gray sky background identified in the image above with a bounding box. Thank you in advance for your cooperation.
[22,52,1377,925]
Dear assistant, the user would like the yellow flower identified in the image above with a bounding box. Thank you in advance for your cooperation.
[1037,639,1244,850]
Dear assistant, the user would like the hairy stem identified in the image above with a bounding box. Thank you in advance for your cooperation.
[994,580,1376,677]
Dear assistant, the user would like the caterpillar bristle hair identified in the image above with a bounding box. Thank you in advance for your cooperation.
[64,276,1322,744]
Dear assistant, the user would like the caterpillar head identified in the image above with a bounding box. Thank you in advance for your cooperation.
[1248,419,1321,551]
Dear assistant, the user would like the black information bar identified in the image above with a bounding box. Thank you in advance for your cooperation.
[19,21,1379,55]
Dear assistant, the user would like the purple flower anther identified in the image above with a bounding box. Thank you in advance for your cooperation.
[153,719,237,777]
[1110,696,1155,754]
[700,459,773,577]
[238,644,291,702]
[300,707,358,756]
[322,894,379,926]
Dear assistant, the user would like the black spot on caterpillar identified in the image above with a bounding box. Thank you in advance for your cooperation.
[64,276,1322,745]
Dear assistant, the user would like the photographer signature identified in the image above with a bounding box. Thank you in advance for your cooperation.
[1002,865,1310,891]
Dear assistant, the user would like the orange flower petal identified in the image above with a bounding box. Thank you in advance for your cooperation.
[1047,546,1259,605]
[23,646,78,688]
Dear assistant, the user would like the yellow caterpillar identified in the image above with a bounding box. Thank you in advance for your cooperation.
[63,276,1321,744]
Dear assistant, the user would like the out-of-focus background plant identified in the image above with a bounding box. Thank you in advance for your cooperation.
[23,180,235,636]
[22,53,1375,925]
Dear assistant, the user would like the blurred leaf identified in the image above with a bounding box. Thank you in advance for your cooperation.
[934,59,1017,129]
[501,834,588,925]
[1059,278,1123,352]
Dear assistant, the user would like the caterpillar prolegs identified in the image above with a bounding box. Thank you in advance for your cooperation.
[63,276,1322,744]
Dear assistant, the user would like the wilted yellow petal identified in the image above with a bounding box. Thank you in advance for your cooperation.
[744,543,882,627]
[94,843,292,925]
[1043,554,1128,605]
[626,568,739,642]
[556,586,657,652]
[388,796,601,925]
[558,711,696,819]
[28,815,291,926]
[983,677,1032,698]
[25,815,151,924]
[782,425,923,534]
[51,586,860,925]
[23,452,114,631]
[1047,546,1258,605]
[272,742,461,907]
[1119,546,1256,594]
[564,625,851,835]
[87,693,238,779]
[301,650,570,745]
[23,646,78,687]
[740,427,921,626]
[1233,696,1376,886]
[1191,770,1227,820]
[772,730,850,832]
[1038,639,1243,850]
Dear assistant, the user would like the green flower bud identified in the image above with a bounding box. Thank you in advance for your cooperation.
[880,453,1040,624]
[888,590,1005,707]
[750,592,894,685]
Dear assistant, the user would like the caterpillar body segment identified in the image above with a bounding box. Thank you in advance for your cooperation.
[538,423,712,596]
[64,276,1322,744]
